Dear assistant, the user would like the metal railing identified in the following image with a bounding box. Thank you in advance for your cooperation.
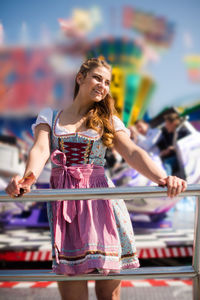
[0,185,199,299]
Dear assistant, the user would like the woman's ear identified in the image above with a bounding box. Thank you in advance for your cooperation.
[76,72,84,85]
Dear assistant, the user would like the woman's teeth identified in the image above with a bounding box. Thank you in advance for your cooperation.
[94,89,102,95]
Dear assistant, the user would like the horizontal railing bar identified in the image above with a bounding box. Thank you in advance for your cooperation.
[0,266,196,281]
[0,184,200,202]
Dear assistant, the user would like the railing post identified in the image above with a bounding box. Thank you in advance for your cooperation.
[192,195,200,300]
[193,276,200,300]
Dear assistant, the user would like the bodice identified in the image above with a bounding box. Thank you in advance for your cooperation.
[51,111,106,168]
[32,107,130,169]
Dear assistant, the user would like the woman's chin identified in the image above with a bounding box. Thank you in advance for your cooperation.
[91,96,103,102]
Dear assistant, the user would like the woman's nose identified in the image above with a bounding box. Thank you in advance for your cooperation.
[100,81,107,89]
[97,82,104,90]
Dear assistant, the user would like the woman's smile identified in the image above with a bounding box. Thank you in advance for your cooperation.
[92,88,103,97]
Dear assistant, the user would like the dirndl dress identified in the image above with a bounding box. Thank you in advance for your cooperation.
[32,108,140,276]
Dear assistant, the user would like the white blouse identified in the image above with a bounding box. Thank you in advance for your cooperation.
[32,107,130,137]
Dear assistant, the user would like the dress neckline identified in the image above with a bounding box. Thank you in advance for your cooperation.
[53,110,100,139]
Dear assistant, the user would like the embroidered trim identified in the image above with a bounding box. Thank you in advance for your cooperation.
[53,250,119,262]
[84,140,94,163]
[52,250,138,262]
[58,137,65,152]
[121,252,138,260]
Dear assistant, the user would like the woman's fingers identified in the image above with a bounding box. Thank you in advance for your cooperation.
[166,176,174,197]
[181,179,187,192]
[176,181,183,196]
[18,186,31,197]
[5,172,35,197]
[165,176,187,198]
[158,176,187,198]
[5,175,22,197]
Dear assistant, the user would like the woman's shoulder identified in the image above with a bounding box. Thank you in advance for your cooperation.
[112,115,130,136]
[32,107,57,133]
[112,115,124,127]
[38,107,54,117]
[37,107,60,123]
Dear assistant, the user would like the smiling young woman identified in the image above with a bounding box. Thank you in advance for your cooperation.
[72,59,116,148]
[5,58,187,300]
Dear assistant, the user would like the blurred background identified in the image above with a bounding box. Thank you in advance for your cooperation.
[0,0,199,190]
[0,0,200,226]
[0,0,200,299]
[0,2,199,297]
[0,0,199,209]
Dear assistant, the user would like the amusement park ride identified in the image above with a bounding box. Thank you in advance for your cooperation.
[0,36,199,263]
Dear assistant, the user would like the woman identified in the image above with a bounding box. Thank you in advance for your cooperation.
[5,58,187,300]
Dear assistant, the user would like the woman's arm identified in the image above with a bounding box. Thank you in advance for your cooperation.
[24,124,51,178]
[113,130,187,197]
[5,123,51,196]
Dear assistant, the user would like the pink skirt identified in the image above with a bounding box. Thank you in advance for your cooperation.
[47,150,139,275]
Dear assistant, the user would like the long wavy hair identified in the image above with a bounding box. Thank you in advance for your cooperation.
[73,58,116,148]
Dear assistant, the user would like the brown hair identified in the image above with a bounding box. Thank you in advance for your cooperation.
[164,112,181,126]
[73,58,116,148]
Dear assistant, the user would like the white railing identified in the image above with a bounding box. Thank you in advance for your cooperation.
[0,185,199,299]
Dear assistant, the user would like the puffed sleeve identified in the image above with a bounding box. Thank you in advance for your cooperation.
[113,115,130,136]
[32,107,53,135]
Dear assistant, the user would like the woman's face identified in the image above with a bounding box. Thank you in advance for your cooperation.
[78,66,111,102]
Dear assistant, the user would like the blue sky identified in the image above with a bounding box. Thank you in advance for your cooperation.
[1,0,200,117]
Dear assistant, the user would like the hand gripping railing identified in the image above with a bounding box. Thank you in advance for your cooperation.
[0,185,200,299]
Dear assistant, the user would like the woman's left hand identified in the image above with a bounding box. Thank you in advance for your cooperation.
[158,176,187,198]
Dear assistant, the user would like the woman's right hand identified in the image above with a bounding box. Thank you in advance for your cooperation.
[5,175,23,197]
[5,172,36,197]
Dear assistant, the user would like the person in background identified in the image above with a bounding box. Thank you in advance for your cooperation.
[5,58,187,300]
[104,147,125,177]
[156,112,190,179]
[129,119,161,154]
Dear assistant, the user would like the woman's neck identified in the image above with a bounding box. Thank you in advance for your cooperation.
[64,95,93,117]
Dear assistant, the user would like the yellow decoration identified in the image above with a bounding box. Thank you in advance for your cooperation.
[129,75,154,125]
[110,67,125,118]
[184,55,200,64]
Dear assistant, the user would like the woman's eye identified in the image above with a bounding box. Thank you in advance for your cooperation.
[94,75,101,81]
